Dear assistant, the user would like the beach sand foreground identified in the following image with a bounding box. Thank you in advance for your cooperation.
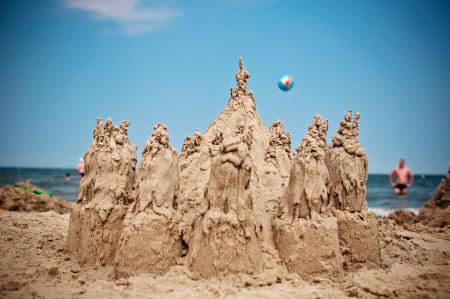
[1,210,449,298]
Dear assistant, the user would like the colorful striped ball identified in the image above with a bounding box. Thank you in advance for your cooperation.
[278,75,294,91]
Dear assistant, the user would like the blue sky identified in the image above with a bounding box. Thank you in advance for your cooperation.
[0,0,449,174]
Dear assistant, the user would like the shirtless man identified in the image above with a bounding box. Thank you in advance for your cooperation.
[76,158,85,177]
[389,159,414,195]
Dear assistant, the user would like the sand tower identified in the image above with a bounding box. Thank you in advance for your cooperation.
[114,123,181,277]
[67,118,137,267]
[274,115,344,280]
[326,110,381,271]
[176,58,293,278]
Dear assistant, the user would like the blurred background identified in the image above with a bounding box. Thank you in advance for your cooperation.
[0,0,449,214]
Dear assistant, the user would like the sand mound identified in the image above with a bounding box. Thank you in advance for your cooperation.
[388,209,417,225]
[0,181,72,214]
[416,166,450,227]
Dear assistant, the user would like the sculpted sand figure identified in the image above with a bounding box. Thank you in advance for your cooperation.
[327,110,368,212]
[67,117,136,267]
[326,110,380,271]
[228,57,256,108]
[209,129,224,157]
[281,114,330,221]
[274,114,343,280]
[265,120,293,171]
[176,58,294,279]
[181,129,203,159]
[203,120,254,227]
[187,120,263,278]
[114,123,181,277]
[135,123,178,218]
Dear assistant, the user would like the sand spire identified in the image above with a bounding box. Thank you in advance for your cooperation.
[67,117,137,267]
[326,110,381,271]
[114,123,181,277]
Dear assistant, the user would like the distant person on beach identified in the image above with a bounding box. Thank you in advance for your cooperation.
[389,159,414,195]
[76,158,85,177]
[65,173,71,181]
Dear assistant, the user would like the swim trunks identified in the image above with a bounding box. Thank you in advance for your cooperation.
[395,183,407,191]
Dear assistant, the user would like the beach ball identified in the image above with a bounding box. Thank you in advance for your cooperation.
[278,75,294,91]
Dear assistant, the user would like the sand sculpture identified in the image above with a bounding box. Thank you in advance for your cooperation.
[67,57,381,281]
[327,111,381,271]
[181,129,203,159]
[67,117,137,267]
[175,59,285,277]
[274,115,343,280]
[114,123,181,277]
[183,59,267,277]
[327,110,367,212]
[265,120,293,177]
[187,119,264,277]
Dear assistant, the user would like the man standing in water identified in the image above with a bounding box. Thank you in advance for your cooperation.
[76,158,85,177]
[389,159,414,195]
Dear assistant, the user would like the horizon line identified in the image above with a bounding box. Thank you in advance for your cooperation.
[0,166,446,177]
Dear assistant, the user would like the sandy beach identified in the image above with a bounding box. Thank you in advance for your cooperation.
[0,210,449,298]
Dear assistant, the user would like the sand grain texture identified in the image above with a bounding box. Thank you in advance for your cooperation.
[2,210,450,298]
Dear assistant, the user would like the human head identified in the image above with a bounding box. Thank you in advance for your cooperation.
[399,159,405,168]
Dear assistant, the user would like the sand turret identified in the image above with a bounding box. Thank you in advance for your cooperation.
[274,115,343,281]
[265,120,293,177]
[327,110,368,212]
[114,123,181,277]
[326,110,381,271]
[67,117,137,267]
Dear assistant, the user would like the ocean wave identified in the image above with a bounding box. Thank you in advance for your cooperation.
[368,207,419,217]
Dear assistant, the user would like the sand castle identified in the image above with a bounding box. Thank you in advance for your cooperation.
[67,58,380,281]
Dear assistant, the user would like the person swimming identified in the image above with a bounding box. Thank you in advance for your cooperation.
[65,172,71,181]
[389,159,414,195]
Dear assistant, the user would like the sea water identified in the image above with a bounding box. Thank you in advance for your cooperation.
[0,167,445,217]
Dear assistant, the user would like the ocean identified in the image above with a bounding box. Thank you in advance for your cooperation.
[0,167,444,217]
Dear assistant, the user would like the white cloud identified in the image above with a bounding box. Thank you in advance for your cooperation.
[65,0,181,35]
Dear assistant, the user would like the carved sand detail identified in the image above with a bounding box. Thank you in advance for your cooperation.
[175,58,293,278]
[67,117,137,267]
[114,123,181,277]
[67,57,381,282]
[326,111,381,271]
[187,120,264,277]
[265,120,293,176]
[327,110,368,212]
[181,129,203,159]
[273,115,343,280]
[280,114,331,221]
